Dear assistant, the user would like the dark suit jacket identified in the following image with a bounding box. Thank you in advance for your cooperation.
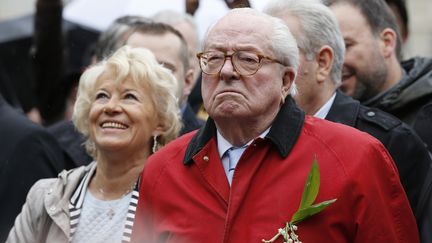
[413,102,432,243]
[0,95,74,241]
[180,103,205,135]
[326,91,432,232]
[414,102,432,153]
[48,120,93,166]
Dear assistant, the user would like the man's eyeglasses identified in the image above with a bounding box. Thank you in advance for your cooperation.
[196,51,285,76]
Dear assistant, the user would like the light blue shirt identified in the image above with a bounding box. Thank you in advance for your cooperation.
[217,127,270,185]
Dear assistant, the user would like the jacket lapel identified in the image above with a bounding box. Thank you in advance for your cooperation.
[193,138,230,205]
[326,90,360,126]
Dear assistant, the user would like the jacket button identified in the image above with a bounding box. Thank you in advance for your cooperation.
[203,156,209,161]
[47,188,53,194]
[50,206,56,212]
[366,111,376,117]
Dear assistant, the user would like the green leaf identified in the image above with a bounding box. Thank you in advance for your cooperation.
[290,199,337,225]
[298,158,320,209]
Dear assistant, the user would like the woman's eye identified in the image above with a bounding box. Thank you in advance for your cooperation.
[96,92,109,100]
[125,93,138,100]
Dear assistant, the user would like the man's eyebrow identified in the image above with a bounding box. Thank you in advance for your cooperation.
[205,44,261,52]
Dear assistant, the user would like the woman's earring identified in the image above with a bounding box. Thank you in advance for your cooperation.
[152,135,158,153]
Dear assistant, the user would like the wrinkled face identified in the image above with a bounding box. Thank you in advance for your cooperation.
[126,32,186,104]
[89,72,159,155]
[201,13,292,122]
[294,51,319,111]
[331,4,388,101]
[174,21,199,67]
[281,15,319,111]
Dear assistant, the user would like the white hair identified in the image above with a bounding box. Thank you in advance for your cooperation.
[264,0,345,86]
[204,8,299,96]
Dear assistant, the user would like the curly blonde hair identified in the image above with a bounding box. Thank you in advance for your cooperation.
[72,46,182,158]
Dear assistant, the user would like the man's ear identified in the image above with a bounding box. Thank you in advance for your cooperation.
[183,68,195,97]
[379,28,397,58]
[315,45,334,83]
[281,66,296,99]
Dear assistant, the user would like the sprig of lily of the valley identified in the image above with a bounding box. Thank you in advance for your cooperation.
[262,157,337,243]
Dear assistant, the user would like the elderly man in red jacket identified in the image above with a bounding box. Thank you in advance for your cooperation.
[131,7,419,243]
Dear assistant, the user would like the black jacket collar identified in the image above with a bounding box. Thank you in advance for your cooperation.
[183,96,305,165]
[326,90,360,127]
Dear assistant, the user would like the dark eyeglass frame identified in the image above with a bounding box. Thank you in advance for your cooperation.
[196,51,286,76]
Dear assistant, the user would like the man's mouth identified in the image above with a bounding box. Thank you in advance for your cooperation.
[342,67,355,83]
[342,69,354,82]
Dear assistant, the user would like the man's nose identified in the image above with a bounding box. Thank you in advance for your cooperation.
[219,58,239,80]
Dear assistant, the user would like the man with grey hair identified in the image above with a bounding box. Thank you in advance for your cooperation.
[153,10,201,82]
[131,7,417,243]
[264,0,432,229]
[153,10,208,120]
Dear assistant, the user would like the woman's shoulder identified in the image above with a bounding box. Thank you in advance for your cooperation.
[28,162,96,199]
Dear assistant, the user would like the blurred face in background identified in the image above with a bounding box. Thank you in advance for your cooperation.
[126,32,189,105]
[280,15,319,110]
[172,21,201,81]
[331,3,388,101]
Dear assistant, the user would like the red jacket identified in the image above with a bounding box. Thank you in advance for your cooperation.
[132,98,418,243]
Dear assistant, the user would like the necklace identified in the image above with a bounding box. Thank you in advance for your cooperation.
[96,181,137,220]
[103,193,132,220]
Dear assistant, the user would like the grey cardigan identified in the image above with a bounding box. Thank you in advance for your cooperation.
[7,163,96,243]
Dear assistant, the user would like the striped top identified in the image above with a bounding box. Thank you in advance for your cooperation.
[68,169,140,242]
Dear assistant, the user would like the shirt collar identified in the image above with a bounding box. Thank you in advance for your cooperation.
[183,96,305,164]
[314,92,336,119]
[216,127,271,158]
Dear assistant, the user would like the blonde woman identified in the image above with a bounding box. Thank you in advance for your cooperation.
[7,46,181,243]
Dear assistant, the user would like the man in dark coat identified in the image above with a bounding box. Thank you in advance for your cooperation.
[265,0,432,239]
[326,0,432,154]
[0,94,74,242]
